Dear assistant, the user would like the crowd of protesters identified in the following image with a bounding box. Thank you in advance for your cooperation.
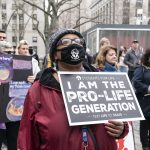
[0,30,40,150]
[0,27,149,150]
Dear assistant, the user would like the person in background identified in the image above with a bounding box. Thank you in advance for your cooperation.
[16,40,40,83]
[117,46,128,72]
[95,45,118,72]
[92,37,110,64]
[42,53,52,69]
[17,28,128,150]
[84,48,93,64]
[0,30,7,150]
[0,30,6,41]
[124,40,143,81]
[28,46,40,64]
[133,49,150,150]
[0,41,15,55]
[0,41,19,150]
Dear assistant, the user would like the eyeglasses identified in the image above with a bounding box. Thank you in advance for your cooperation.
[57,38,84,46]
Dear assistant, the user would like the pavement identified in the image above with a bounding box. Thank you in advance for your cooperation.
[1,121,142,150]
[132,121,143,150]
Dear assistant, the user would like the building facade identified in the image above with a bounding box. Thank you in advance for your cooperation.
[59,0,93,33]
[0,0,45,59]
[90,0,150,26]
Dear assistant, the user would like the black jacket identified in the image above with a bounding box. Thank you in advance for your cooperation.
[35,62,97,81]
[133,65,150,117]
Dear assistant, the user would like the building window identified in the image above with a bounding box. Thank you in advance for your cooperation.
[12,13,17,20]
[19,36,23,41]
[19,14,24,20]
[12,24,17,30]
[32,23,37,30]
[2,23,7,30]
[136,0,143,8]
[32,46,37,53]
[2,13,7,20]
[123,0,130,24]
[2,3,6,9]
[12,4,16,10]
[12,36,17,43]
[32,37,37,42]
[19,24,24,30]
[148,0,150,17]
[32,14,37,20]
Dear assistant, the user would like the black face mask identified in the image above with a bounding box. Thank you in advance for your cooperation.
[57,44,86,65]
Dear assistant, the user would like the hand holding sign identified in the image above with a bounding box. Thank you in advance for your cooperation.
[105,120,124,138]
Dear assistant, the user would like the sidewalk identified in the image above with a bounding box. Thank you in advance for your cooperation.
[132,121,142,150]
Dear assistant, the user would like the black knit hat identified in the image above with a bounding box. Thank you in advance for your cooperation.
[49,28,86,62]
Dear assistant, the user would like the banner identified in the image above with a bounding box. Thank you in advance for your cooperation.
[58,72,144,126]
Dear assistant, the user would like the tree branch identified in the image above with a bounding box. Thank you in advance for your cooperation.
[5,10,17,31]
[58,3,80,17]
[73,15,99,29]
[22,0,51,16]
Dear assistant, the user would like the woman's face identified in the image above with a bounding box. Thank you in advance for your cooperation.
[18,44,29,55]
[105,49,117,65]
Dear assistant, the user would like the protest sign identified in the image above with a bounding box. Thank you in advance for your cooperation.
[0,54,32,122]
[58,72,144,126]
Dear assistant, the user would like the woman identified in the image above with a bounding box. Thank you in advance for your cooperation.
[18,29,128,150]
[92,37,110,64]
[133,49,150,150]
[95,45,118,72]
[16,40,40,83]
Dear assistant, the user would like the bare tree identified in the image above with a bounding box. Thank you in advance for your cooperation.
[19,0,83,52]
[9,0,99,53]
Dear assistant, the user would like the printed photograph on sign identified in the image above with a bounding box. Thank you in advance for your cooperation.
[0,55,32,122]
[58,72,145,126]
[0,54,13,83]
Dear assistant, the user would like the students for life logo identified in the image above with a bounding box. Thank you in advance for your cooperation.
[71,49,79,60]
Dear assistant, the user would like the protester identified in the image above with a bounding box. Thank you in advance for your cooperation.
[124,40,143,81]
[18,28,128,150]
[95,45,118,72]
[16,40,40,83]
[84,48,93,64]
[133,49,150,150]
[29,46,40,64]
[0,41,18,150]
[0,41,15,54]
[92,37,110,64]
[0,30,8,150]
[42,53,52,69]
[0,30,6,41]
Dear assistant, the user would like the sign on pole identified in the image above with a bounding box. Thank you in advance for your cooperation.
[58,72,144,126]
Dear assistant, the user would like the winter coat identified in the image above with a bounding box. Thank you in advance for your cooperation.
[17,63,128,150]
[133,65,150,117]
[124,49,142,71]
